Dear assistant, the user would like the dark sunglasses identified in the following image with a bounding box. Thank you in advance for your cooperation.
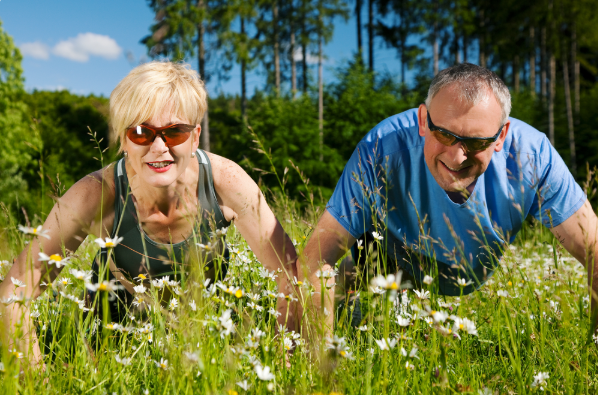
[125,124,195,147]
[426,111,504,152]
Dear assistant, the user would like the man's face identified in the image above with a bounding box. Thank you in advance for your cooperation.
[417,84,510,193]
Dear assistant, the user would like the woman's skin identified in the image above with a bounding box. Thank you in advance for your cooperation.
[0,109,298,366]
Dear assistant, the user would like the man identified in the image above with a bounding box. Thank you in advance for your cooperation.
[298,63,598,330]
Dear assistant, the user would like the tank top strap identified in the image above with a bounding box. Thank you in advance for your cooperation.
[195,149,231,239]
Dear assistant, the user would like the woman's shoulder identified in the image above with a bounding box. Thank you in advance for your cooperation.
[205,152,261,204]
[63,163,118,226]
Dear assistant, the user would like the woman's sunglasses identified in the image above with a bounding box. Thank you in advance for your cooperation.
[427,111,504,152]
[125,124,196,147]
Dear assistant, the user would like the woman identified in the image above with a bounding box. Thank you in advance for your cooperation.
[0,61,297,364]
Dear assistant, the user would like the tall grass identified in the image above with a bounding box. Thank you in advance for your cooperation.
[0,130,597,394]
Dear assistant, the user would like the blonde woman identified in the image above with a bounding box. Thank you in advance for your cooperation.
[0,61,297,365]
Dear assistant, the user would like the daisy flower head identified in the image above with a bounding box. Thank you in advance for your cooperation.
[371,231,384,241]
[8,348,23,359]
[423,275,434,285]
[531,371,549,390]
[39,252,70,268]
[70,269,92,281]
[457,278,473,287]
[11,277,26,288]
[254,365,275,381]
[375,338,397,351]
[155,358,169,370]
[169,298,179,311]
[18,224,50,239]
[94,236,124,248]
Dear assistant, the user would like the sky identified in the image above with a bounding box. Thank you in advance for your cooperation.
[0,0,411,98]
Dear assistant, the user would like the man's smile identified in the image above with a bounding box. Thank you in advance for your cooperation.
[439,160,471,174]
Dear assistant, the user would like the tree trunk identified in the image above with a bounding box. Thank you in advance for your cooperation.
[301,0,308,94]
[463,33,468,63]
[197,0,209,151]
[513,55,520,93]
[478,9,486,68]
[241,17,247,121]
[318,34,323,162]
[454,33,460,64]
[291,31,297,97]
[529,26,536,98]
[563,51,576,176]
[548,53,555,145]
[356,0,363,62]
[540,27,547,101]
[433,0,439,75]
[571,23,579,122]
[273,0,280,94]
[368,0,374,71]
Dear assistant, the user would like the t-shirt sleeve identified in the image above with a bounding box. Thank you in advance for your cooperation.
[326,142,379,238]
[529,136,586,227]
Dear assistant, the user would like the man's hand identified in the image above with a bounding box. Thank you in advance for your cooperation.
[550,199,598,325]
[297,210,356,339]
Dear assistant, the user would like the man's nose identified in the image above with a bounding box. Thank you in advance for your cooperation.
[446,141,468,162]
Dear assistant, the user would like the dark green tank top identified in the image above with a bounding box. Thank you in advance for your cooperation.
[92,149,230,283]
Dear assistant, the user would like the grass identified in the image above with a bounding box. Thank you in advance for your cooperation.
[0,133,597,394]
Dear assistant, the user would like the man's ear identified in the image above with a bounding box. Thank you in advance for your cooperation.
[417,104,427,137]
[493,120,510,153]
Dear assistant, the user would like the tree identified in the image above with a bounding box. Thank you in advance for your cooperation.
[142,0,233,150]
[0,20,40,211]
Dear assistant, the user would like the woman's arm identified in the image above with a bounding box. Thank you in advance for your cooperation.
[0,166,115,365]
[210,154,298,331]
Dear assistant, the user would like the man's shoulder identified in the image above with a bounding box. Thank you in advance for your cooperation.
[504,117,550,156]
[359,108,422,155]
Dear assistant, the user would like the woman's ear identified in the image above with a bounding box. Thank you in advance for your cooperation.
[194,124,202,150]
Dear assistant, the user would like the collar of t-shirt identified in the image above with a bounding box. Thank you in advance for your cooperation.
[445,180,477,204]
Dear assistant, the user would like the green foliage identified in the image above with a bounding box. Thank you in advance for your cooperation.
[19,91,112,217]
[0,21,40,213]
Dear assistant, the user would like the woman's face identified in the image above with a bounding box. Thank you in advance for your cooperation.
[123,111,200,189]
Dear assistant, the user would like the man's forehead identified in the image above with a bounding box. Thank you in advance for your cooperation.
[429,85,502,127]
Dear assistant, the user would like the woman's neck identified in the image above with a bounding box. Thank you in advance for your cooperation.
[125,160,198,217]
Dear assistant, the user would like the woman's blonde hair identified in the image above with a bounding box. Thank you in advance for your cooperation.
[110,61,207,153]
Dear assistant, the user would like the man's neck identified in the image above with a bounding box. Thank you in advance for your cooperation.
[445,180,477,204]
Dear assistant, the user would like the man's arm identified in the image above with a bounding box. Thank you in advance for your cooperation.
[297,210,356,337]
[550,199,598,324]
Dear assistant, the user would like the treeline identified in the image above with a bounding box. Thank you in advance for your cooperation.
[2,0,598,222]
[142,0,598,178]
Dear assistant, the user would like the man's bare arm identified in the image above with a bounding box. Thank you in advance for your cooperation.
[550,200,598,324]
[297,210,356,336]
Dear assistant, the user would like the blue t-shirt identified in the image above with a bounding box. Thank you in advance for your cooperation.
[327,108,585,296]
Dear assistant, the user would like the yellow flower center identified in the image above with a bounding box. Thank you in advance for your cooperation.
[105,242,115,248]
[49,254,62,262]
[62,280,68,285]
[507,281,512,286]
[235,289,243,298]
[32,229,37,234]
[106,324,114,329]
[297,281,303,285]
[98,283,108,291]
[459,324,464,330]
[431,310,437,315]
[390,282,399,290]
[340,350,346,357]
[138,274,147,280]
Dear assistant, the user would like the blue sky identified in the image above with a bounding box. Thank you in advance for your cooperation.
[1,0,414,98]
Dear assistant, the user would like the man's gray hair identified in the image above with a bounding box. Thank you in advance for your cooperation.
[425,63,511,125]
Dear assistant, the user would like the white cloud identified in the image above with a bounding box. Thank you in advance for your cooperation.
[20,42,50,60]
[52,33,122,62]
[292,48,322,65]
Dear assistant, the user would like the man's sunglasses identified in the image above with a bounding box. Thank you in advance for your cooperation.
[426,111,504,152]
[125,124,195,147]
